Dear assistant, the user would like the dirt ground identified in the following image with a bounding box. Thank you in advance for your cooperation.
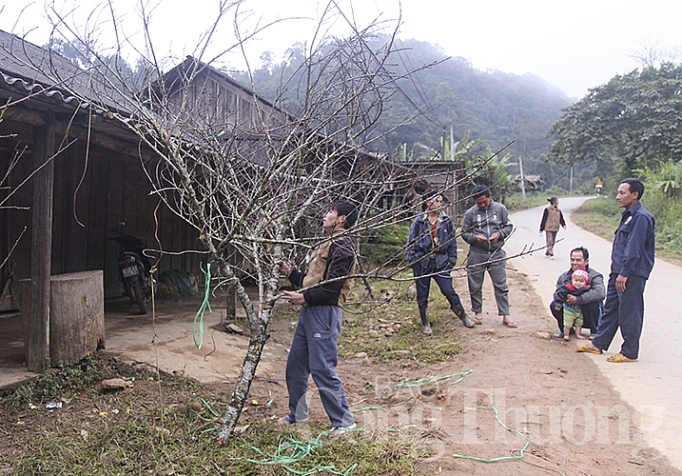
[3,267,681,475]
[243,269,682,476]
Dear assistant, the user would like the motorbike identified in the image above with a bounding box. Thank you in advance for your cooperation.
[112,235,153,314]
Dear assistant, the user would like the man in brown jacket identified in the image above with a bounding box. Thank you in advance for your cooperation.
[278,202,357,435]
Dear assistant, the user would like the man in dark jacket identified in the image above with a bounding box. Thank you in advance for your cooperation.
[278,202,358,434]
[550,247,605,339]
[578,178,655,362]
[406,192,473,335]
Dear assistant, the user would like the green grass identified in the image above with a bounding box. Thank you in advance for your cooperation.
[1,328,434,475]
[339,273,463,364]
[571,196,682,262]
[505,187,579,211]
[570,196,622,241]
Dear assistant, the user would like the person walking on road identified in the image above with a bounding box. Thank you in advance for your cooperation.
[577,178,655,362]
[539,196,566,259]
[406,192,474,335]
[462,184,517,328]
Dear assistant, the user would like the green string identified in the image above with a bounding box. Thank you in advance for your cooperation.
[391,369,475,388]
[233,430,360,475]
[193,262,213,349]
[451,405,530,463]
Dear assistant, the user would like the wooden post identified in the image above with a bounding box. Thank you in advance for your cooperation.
[27,113,55,372]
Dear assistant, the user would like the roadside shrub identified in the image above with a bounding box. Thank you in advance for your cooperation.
[360,223,410,267]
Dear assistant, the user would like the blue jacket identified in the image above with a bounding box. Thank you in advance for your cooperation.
[611,201,655,279]
[406,213,458,270]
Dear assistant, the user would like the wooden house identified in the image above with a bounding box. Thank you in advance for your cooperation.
[0,30,423,372]
[0,30,203,370]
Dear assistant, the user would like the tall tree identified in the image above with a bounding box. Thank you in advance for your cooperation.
[34,0,443,444]
[548,63,682,177]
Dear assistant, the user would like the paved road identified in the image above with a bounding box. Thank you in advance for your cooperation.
[505,196,682,470]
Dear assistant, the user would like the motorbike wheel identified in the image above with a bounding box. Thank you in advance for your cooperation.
[132,281,148,315]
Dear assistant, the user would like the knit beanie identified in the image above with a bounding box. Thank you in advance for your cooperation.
[572,268,589,284]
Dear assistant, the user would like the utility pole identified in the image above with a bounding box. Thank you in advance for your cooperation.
[518,155,526,201]
[569,165,574,192]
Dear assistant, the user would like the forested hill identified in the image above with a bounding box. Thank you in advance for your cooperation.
[232,36,574,172]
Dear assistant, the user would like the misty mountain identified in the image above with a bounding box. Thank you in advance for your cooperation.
[232,36,575,184]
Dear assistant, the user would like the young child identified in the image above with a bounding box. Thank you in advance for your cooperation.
[553,268,591,341]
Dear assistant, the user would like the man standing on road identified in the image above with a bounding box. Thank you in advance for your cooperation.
[578,178,655,362]
[462,184,517,328]
[551,247,605,339]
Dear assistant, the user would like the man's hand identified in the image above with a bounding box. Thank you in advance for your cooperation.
[474,234,488,244]
[278,261,291,277]
[616,274,628,292]
[282,290,306,306]
[566,295,578,306]
[489,232,500,244]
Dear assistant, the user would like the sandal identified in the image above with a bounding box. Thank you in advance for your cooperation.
[606,353,637,363]
[502,317,517,328]
[576,344,602,354]
[472,314,483,325]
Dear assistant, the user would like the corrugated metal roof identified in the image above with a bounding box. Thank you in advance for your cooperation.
[0,29,131,114]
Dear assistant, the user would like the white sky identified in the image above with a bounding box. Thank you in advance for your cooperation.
[2,0,682,99]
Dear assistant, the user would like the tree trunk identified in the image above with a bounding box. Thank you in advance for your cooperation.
[21,270,105,366]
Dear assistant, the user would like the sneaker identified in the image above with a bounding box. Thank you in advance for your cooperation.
[329,423,357,437]
[551,331,564,340]
[277,415,308,426]
[422,323,433,335]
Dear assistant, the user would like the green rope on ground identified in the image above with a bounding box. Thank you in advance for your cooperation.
[200,398,221,418]
[392,369,474,388]
[451,405,529,463]
[352,406,387,413]
[193,262,213,349]
[233,430,360,475]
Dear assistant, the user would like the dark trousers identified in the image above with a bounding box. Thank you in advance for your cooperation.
[285,305,354,428]
[592,273,647,360]
[550,300,602,334]
[413,260,463,314]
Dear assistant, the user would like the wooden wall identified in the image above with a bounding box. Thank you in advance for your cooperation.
[0,118,201,299]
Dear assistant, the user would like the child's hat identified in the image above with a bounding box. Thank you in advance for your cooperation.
[572,268,589,283]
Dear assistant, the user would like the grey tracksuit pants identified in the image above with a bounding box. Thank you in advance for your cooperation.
[466,247,510,316]
[285,305,354,428]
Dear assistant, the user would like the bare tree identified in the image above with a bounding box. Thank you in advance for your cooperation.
[11,0,531,445]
